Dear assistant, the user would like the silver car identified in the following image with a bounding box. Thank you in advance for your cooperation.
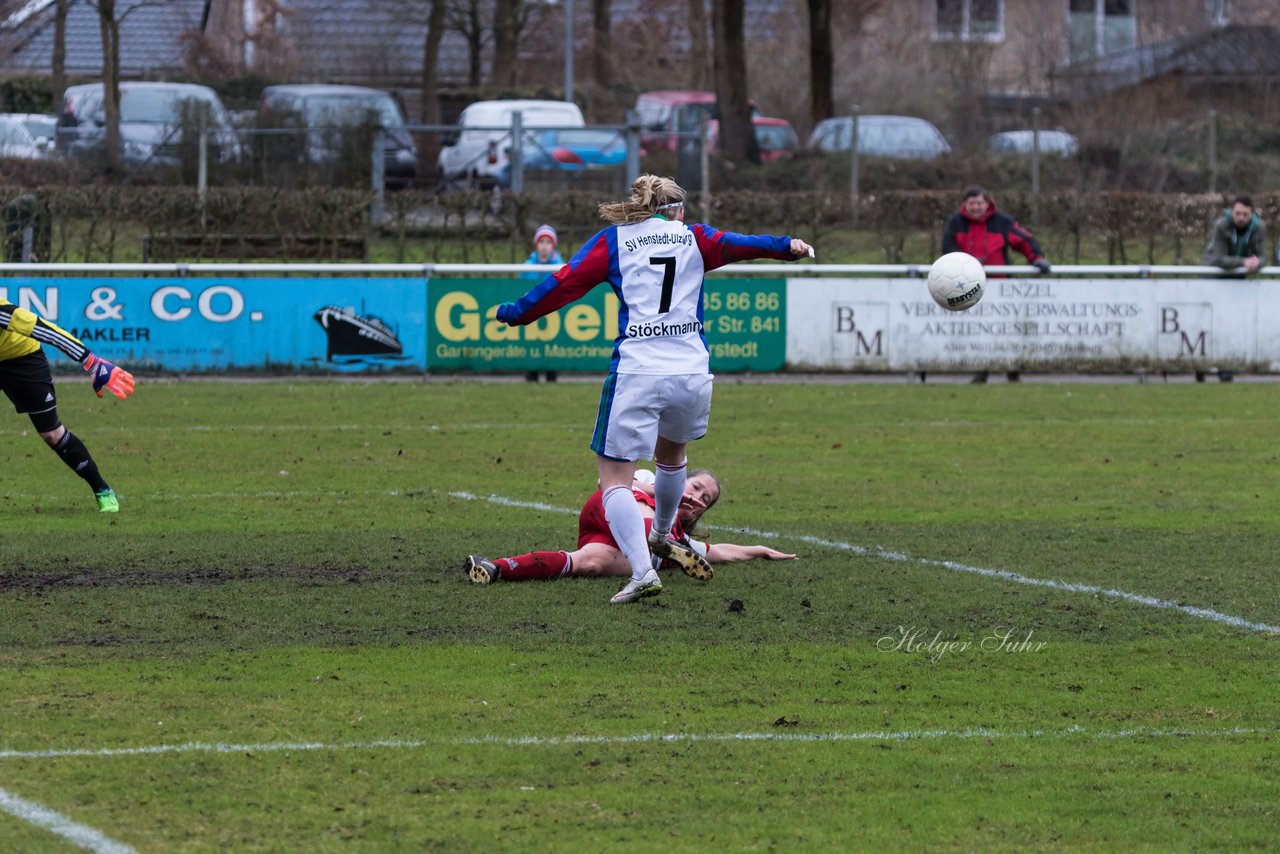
[0,114,57,160]
[986,130,1079,157]
[808,114,952,159]
[58,82,242,168]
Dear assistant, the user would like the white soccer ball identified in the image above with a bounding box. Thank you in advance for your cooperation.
[928,252,986,312]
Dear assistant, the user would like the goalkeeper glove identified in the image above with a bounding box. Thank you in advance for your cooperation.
[82,354,136,400]
[1033,258,1052,274]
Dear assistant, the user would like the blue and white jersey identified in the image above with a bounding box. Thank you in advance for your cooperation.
[500,215,797,375]
[610,216,708,374]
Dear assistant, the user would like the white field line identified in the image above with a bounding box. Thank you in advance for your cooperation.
[0,786,136,853]
[0,725,1272,764]
[449,491,1280,635]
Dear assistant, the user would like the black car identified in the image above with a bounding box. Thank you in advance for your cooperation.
[257,84,417,189]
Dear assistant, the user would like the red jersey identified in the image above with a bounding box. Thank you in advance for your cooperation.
[577,488,686,550]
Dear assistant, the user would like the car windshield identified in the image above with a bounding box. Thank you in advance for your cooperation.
[22,117,55,141]
[674,102,761,134]
[302,94,403,128]
[675,103,715,133]
[120,89,217,124]
[756,123,797,151]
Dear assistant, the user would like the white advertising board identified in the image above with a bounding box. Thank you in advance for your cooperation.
[786,278,1276,371]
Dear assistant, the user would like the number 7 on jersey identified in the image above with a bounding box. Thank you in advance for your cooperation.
[650,256,676,314]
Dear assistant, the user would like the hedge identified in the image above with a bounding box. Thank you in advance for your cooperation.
[0,184,1268,263]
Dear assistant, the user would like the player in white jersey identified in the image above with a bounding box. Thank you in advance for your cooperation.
[496,175,813,604]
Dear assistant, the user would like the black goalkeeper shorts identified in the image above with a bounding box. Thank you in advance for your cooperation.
[0,350,61,432]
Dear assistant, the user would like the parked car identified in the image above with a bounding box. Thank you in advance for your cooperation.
[808,114,951,159]
[986,130,1079,157]
[0,113,57,159]
[57,82,242,168]
[438,99,585,187]
[494,127,627,188]
[258,84,417,189]
[635,90,759,154]
[706,116,800,162]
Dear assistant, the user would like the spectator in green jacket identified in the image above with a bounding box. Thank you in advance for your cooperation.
[1203,196,1265,272]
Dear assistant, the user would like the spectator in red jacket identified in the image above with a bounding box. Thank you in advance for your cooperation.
[942,186,1050,273]
[941,186,1050,383]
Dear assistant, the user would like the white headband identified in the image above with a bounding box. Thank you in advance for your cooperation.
[656,201,684,211]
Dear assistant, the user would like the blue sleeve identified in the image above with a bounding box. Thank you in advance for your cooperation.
[692,224,794,271]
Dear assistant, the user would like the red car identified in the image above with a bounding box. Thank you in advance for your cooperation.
[706,116,800,162]
[634,90,759,154]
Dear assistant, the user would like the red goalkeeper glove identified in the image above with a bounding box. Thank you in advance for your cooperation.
[82,354,136,400]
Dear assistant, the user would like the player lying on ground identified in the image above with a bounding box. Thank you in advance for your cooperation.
[463,468,796,584]
[0,299,135,512]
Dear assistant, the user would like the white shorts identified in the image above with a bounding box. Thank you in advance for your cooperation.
[590,372,714,461]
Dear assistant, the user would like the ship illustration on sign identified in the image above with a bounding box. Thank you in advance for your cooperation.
[313,304,406,361]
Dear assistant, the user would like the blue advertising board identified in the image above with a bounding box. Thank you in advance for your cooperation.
[0,278,428,370]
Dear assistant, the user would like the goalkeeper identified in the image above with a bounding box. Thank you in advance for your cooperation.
[0,299,135,512]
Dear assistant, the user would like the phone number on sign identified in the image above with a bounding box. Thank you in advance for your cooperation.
[703,292,780,312]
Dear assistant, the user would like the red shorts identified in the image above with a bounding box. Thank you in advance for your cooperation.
[578,488,685,550]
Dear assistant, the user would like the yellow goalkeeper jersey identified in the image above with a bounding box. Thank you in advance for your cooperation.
[0,299,90,364]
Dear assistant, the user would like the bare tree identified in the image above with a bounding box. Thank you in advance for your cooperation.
[491,0,520,89]
[806,0,831,126]
[420,0,448,181]
[51,0,69,113]
[712,0,758,164]
[87,0,181,172]
[687,0,711,89]
[90,0,123,171]
[448,0,488,87]
[591,0,612,118]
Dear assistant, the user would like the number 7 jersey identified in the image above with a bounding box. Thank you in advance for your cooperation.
[500,216,797,375]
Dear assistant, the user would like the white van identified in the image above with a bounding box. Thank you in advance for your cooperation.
[438,99,584,186]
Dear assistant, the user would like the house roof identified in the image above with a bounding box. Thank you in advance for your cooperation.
[279,0,471,86]
[1054,24,1280,95]
[275,0,788,85]
[2,0,206,78]
[1,0,790,88]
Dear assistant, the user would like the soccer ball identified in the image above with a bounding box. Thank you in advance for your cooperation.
[928,252,986,311]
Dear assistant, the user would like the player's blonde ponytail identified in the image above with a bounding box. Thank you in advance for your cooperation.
[598,175,686,225]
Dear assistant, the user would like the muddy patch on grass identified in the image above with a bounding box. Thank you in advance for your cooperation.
[0,565,425,593]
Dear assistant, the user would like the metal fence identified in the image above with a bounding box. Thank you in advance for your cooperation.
[13,102,1263,200]
[2,262,1277,277]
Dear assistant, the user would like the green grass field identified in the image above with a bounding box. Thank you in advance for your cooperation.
[1,379,1277,851]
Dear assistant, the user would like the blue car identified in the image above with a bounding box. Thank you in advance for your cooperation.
[496,128,626,187]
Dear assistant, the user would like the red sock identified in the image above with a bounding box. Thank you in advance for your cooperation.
[498,551,571,581]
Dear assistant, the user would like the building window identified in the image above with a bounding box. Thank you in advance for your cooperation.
[934,0,1005,42]
[1069,0,1136,63]
[1206,0,1228,27]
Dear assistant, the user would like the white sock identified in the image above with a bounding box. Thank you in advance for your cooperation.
[602,485,652,580]
[651,460,686,539]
